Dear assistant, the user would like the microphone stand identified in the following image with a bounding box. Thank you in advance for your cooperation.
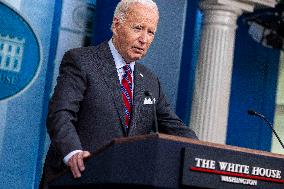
[145,91,159,134]
[248,110,284,149]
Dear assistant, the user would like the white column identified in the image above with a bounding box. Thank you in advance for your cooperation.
[190,0,276,143]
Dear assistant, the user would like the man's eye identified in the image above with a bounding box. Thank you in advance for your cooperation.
[133,26,142,31]
[148,31,155,36]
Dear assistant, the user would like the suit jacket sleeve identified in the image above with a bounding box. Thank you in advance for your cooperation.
[46,50,86,158]
[155,79,198,139]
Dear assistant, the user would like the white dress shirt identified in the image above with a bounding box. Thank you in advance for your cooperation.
[108,39,135,88]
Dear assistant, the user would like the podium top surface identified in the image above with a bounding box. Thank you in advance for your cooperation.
[111,133,284,159]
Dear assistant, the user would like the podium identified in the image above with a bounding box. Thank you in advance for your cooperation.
[48,134,284,189]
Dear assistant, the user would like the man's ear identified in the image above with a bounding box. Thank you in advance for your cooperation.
[112,17,120,35]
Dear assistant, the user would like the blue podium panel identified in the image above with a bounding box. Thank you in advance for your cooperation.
[0,0,97,188]
[0,1,55,188]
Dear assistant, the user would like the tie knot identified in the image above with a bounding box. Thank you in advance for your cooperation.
[123,64,131,74]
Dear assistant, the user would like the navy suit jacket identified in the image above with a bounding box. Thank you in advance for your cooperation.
[44,41,197,180]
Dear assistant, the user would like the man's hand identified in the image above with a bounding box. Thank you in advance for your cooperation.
[67,151,91,178]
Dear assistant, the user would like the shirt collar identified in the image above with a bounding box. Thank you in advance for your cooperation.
[108,39,135,72]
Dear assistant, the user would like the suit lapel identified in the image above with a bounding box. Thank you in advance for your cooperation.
[95,42,127,136]
[128,63,145,135]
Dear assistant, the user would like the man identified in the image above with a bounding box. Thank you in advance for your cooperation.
[43,0,197,184]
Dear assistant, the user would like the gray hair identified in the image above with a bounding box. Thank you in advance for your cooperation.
[111,0,159,31]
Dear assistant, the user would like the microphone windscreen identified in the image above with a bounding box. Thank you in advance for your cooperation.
[248,109,256,115]
[144,91,150,96]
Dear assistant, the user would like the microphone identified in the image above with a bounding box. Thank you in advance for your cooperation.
[248,109,284,149]
[144,91,159,133]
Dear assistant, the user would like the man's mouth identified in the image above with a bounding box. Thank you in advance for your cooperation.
[133,47,144,53]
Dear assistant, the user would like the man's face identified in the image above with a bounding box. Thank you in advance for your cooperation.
[112,3,158,63]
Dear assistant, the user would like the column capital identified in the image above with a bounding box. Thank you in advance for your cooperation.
[200,0,276,13]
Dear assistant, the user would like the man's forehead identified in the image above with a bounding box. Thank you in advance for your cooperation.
[124,13,158,29]
[126,3,158,17]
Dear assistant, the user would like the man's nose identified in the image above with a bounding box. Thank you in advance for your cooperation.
[138,32,148,44]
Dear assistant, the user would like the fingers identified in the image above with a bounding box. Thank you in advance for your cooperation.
[83,151,91,158]
[68,152,82,178]
[67,151,91,178]
[77,153,85,172]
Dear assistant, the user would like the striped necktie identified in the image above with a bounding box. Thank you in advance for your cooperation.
[121,64,133,130]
